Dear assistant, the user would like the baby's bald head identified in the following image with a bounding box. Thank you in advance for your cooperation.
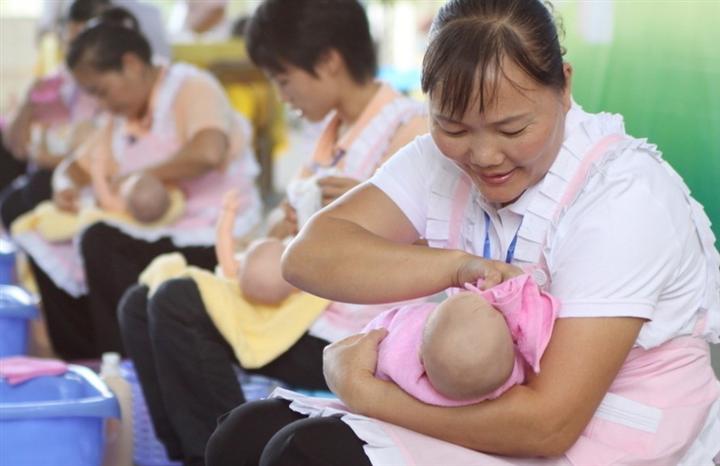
[421,292,515,400]
[122,173,170,224]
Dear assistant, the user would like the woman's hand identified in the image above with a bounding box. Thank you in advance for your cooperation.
[280,199,298,226]
[323,328,388,412]
[453,254,524,289]
[53,187,79,213]
[316,176,360,206]
[267,200,299,239]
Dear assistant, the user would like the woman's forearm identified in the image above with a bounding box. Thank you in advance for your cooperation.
[52,157,89,192]
[359,379,565,457]
[341,317,643,457]
[283,214,465,303]
[31,129,65,169]
[5,102,34,159]
[146,128,229,182]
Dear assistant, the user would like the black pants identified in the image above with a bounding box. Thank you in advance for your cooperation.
[29,222,216,359]
[206,398,371,466]
[0,168,52,231]
[118,278,330,466]
[0,135,27,193]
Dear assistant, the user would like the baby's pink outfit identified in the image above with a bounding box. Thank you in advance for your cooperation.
[364,274,559,406]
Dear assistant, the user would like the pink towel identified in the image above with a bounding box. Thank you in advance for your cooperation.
[0,356,68,385]
[365,274,559,406]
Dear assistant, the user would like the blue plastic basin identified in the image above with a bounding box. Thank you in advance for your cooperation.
[0,364,120,466]
[0,238,16,285]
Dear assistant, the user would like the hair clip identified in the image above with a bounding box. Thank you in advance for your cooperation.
[83,15,135,32]
[83,17,102,31]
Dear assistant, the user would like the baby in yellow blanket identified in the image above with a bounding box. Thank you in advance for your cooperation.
[97,171,172,224]
[12,164,181,242]
[217,190,296,305]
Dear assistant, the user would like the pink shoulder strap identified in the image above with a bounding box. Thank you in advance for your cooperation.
[556,133,625,219]
[304,83,399,178]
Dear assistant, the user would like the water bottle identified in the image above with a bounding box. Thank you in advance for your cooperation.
[100,352,133,466]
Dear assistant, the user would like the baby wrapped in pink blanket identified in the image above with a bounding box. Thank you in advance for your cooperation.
[364,274,559,406]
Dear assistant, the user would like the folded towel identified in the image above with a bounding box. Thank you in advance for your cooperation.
[139,253,330,369]
[0,356,68,385]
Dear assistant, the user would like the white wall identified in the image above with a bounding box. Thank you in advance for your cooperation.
[0,17,37,113]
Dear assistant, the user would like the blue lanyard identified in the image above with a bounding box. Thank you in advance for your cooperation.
[310,148,347,173]
[483,212,520,264]
[329,148,347,167]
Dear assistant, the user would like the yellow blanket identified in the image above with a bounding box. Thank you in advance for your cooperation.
[139,253,330,369]
[11,190,185,242]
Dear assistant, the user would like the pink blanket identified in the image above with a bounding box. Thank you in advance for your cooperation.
[364,274,559,406]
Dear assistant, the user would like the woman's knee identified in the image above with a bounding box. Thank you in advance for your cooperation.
[79,222,117,261]
[261,416,370,466]
[148,278,202,326]
[206,399,301,466]
[117,284,150,333]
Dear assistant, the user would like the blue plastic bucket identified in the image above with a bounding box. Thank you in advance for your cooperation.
[0,238,16,285]
[0,285,38,357]
[123,361,181,466]
[123,362,287,466]
[0,364,120,466]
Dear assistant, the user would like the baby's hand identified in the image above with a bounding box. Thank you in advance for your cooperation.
[218,190,241,235]
[221,189,241,214]
[216,190,242,279]
[53,187,79,213]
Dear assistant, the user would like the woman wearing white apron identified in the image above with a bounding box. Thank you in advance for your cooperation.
[0,0,103,229]
[15,8,260,359]
[117,1,427,465]
[206,0,720,465]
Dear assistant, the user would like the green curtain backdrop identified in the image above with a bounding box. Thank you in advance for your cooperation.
[556,1,720,239]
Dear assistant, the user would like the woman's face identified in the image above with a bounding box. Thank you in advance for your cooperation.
[269,63,337,122]
[72,54,150,118]
[430,61,572,205]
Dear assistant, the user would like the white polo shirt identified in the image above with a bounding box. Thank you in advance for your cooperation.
[370,105,719,349]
